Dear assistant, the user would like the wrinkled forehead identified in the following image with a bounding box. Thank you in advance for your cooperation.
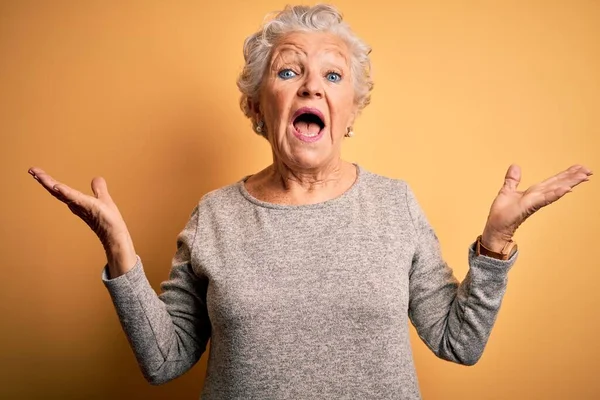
[270,32,351,67]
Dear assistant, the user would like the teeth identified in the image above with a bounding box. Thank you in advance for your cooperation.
[302,132,319,137]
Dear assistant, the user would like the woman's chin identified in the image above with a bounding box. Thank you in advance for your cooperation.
[276,129,338,169]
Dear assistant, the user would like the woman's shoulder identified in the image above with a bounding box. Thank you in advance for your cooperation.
[195,181,244,209]
[358,165,412,194]
[357,165,424,209]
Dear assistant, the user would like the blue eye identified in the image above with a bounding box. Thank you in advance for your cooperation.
[326,72,342,82]
[278,69,297,79]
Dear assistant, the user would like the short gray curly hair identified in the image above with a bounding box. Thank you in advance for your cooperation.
[237,4,374,137]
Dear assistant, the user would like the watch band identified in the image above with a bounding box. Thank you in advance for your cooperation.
[476,235,517,260]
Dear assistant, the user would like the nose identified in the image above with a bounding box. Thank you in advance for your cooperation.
[297,71,323,99]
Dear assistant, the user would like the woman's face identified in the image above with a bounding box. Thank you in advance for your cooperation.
[256,31,358,171]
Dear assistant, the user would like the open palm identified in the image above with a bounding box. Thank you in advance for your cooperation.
[484,164,593,243]
[28,167,130,252]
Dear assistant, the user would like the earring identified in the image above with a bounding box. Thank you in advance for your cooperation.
[256,120,264,133]
[345,127,354,138]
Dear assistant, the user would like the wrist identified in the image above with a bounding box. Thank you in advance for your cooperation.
[476,234,518,261]
[481,227,513,253]
[104,234,137,278]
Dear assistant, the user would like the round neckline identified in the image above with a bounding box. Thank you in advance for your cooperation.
[237,163,363,210]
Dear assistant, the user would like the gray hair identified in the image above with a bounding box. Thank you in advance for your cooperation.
[237,4,374,137]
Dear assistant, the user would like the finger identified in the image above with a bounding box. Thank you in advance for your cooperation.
[568,172,591,187]
[52,182,93,208]
[575,164,593,177]
[545,186,572,204]
[29,168,91,207]
[28,167,41,176]
[540,164,591,187]
[502,164,521,192]
[524,185,567,211]
[521,164,592,212]
[551,167,592,190]
[529,172,591,207]
[29,168,69,200]
[564,164,593,180]
[567,164,592,174]
[91,177,112,201]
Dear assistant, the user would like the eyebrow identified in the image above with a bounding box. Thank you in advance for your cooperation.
[271,45,349,67]
[269,50,301,72]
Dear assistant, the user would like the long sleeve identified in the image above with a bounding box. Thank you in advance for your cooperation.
[405,183,517,366]
[101,205,211,384]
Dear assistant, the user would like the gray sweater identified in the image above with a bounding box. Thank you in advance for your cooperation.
[102,165,517,399]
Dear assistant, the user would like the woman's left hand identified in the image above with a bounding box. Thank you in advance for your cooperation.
[481,164,593,251]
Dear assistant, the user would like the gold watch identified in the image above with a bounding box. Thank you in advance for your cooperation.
[476,235,518,260]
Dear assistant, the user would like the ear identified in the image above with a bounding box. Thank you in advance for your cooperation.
[247,98,261,120]
[347,104,359,128]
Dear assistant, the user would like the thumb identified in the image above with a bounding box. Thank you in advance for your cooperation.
[502,164,521,192]
[91,177,111,200]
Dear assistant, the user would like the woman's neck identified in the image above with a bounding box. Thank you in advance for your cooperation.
[245,159,357,205]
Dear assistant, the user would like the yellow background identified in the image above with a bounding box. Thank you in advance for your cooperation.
[1,1,598,399]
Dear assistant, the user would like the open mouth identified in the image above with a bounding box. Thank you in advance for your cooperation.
[292,108,325,139]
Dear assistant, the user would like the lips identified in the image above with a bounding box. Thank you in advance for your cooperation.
[291,107,325,143]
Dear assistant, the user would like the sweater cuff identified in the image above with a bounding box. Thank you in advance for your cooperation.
[468,241,518,281]
[101,255,148,291]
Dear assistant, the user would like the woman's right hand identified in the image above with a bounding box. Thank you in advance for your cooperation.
[28,167,137,278]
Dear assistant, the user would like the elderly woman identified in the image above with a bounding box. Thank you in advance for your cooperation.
[29,4,591,399]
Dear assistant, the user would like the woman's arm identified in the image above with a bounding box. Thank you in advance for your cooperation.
[28,168,211,384]
[405,184,514,365]
[405,164,591,365]
[102,207,211,385]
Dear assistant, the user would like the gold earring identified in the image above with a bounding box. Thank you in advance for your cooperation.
[345,127,354,138]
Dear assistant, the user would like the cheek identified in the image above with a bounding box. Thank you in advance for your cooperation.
[329,93,356,125]
[270,91,293,125]
[260,91,279,123]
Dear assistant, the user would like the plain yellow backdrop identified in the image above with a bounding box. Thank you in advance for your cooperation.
[1,1,598,399]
